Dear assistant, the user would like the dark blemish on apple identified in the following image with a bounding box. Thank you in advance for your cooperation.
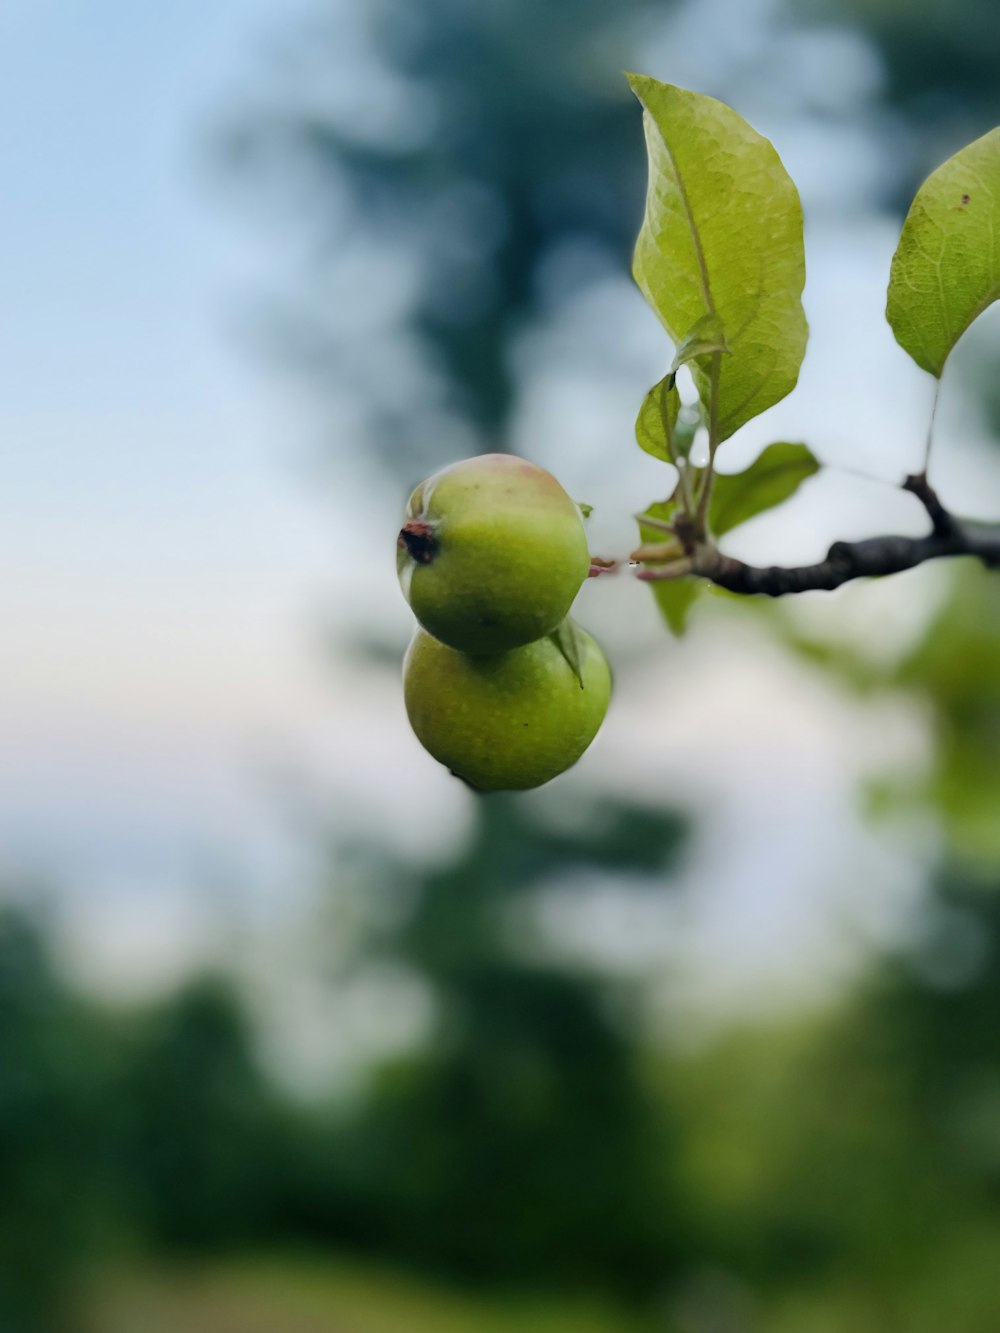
[961,194,971,206]
[398,520,439,564]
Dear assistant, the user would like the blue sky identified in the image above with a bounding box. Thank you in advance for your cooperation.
[1,0,303,571]
[0,1,347,906]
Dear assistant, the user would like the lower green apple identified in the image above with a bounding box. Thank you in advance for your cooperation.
[403,622,611,791]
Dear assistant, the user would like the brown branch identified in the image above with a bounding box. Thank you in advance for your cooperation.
[638,473,1000,598]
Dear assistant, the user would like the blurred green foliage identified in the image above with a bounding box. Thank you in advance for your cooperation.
[785,563,1000,870]
[7,825,1000,1330]
[112,981,289,1249]
[0,797,690,1329]
[323,797,690,1295]
[82,1256,652,1333]
[888,565,1000,866]
[803,0,1000,181]
[0,915,111,1331]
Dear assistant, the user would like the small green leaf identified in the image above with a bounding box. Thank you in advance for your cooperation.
[887,128,1000,377]
[577,501,594,518]
[551,619,587,687]
[628,73,808,443]
[710,442,820,538]
[650,579,701,637]
[636,491,685,536]
[635,373,682,463]
[671,312,730,375]
[637,501,703,636]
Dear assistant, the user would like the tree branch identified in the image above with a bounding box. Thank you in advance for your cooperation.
[638,473,1000,597]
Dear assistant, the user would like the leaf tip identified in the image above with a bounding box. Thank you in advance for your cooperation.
[624,71,661,105]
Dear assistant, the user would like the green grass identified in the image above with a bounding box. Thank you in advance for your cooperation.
[82,1255,652,1333]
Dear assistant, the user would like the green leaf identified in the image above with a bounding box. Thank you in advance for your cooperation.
[649,578,701,637]
[577,501,594,518]
[550,619,587,687]
[710,442,820,538]
[635,373,682,463]
[887,128,1000,377]
[637,495,682,538]
[628,74,808,443]
[670,312,730,375]
[637,501,702,636]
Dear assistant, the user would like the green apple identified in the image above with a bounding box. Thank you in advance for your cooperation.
[397,453,591,654]
[403,622,612,791]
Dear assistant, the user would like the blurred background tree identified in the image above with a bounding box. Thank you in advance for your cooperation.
[221,0,667,477]
[320,796,690,1295]
[0,912,110,1332]
[802,0,1000,183]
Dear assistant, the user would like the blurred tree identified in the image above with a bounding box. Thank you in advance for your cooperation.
[661,853,1000,1331]
[0,911,111,1332]
[784,561,1000,872]
[885,565,1000,868]
[0,840,988,1326]
[320,796,691,1297]
[114,978,286,1249]
[805,0,1000,188]
[0,799,692,1313]
[224,0,670,477]
[0,918,305,1322]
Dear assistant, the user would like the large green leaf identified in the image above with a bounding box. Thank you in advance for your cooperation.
[887,128,1000,377]
[637,502,702,636]
[710,442,820,537]
[628,74,808,443]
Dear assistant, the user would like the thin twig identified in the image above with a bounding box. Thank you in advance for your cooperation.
[923,378,942,475]
[694,351,723,532]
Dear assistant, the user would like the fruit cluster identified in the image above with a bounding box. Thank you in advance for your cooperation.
[397,454,612,791]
